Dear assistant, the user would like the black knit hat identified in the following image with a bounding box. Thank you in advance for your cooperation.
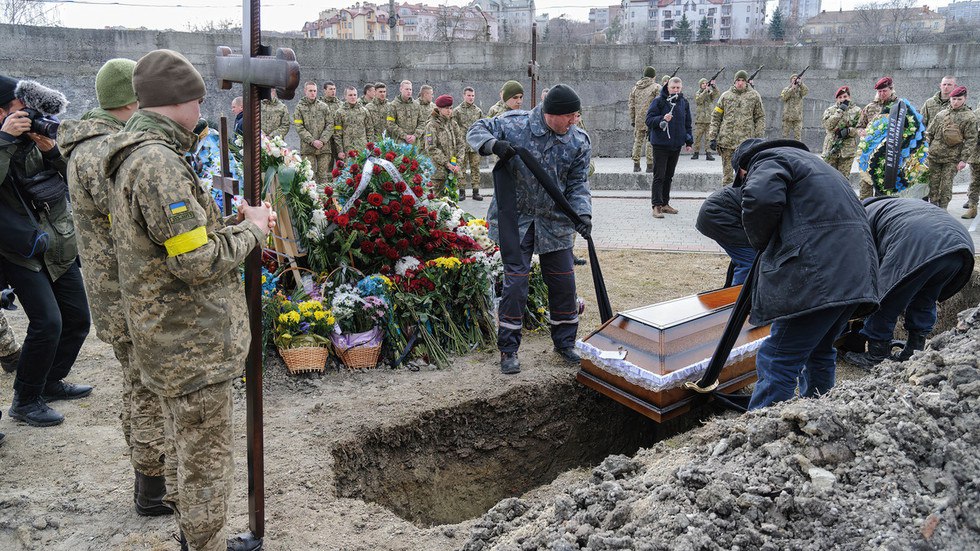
[542,84,581,115]
[0,75,18,106]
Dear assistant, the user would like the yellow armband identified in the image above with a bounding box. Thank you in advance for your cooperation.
[164,226,208,257]
[294,119,303,124]
[714,106,724,114]
[386,116,396,122]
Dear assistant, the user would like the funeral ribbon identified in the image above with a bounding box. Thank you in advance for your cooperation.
[881,99,908,195]
[320,156,422,238]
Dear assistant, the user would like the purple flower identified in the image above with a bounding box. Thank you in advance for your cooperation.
[299,322,311,334]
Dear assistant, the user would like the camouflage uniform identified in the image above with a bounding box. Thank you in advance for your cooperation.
[293,97,333,182]
[418,98,432,110]
[857,93,899,199]
[104,110,263,551]
[925,105,978,209]
[821,102,863,178]
[920,91,950,129]
[779,81,809,140]
[968,99,980,211]
[321,96,343,178]
[486,100,512,118]
[422,110,466,196]
[693,81,720,154]
[366,98,389,140]
[58,109,166,477]
[260,97,290,139]
[0,311,18,357]
[335,101,371,154]
[628,77,659,166]
[709,85,766,185]
[386,95,425,144]
[453,101,484,193]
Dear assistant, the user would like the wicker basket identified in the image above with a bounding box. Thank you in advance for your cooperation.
[334,342,381,370]
[278,346,329,374]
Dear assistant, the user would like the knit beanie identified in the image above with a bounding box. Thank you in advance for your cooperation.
[644,66,656,79]
[699,78,707,86]
[435,94,453,108]
[662,75,669,85]
[0,75,17,106]
[96,58,138,109]
[542,84,581,116]
[133,49,206,108]
[734,70,749,82]
[501,80,524,102]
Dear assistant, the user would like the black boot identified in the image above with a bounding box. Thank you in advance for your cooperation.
[645,164,654,173]
[632,161,640,173]
[554,347,581,364]
[8,393,64,427]
[573,255,587,266]
[228,532,263,551]
[135,470,173,516]
[41,381,93,403]
[459,188,466,200]
[472,190,484,201]
[896,331,927,361]
[705,152,715,161]
[500,352,520,375]
[844,339,891,370]
[0,348,19,373]
[691,152,699,160]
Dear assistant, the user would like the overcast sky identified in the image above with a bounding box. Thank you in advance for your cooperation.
[46,0,953,33]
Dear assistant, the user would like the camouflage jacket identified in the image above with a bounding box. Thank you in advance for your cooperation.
[386,95,425,142]
[920,91,950,129]
[452,102,484,153]
[418,98,432,110]
[628,77,660,127]
[260,98,291,138]
[926,106,979,164]
[336,101,371,153]
[359,96,371,107]
[293,97,333,155]
[858,94,897,130]
[58,109,129,345]
[694,85,720,125]
[779,82,809,122]
[366,98,389,140]
[422,111,465,180]
[709,86,766,149]
[486,100,512,118]
[103,110,264,398]
[820,102,863,158]
[320,96,343,149]
[467,107,592,255]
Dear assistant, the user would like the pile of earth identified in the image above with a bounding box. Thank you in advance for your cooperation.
[463,305,980,551]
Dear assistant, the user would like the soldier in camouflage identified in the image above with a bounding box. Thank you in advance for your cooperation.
[102,49,273,551]
[857,77,900,199]
[921,75,955,129]
[821,85,863,178]
[468,84,592,375]
[925,86,978,210]
[708,70,766,186]
[387,80,425,145]
[452,86,484,200]
[366,82,389,140]
[422,95,465,197]
[260,89,290,139]
[360,83,375,107]
[320,81,342,177]
[293,82,333,182]
[336,86,370,155]
[628,67,659,172]
[779,73,809,140]
[692,77,719,161]
[57,58,170,516]
[965,97,980,219]
[418,84,433,109]
[0,307,20,374]
[487,80,524,118]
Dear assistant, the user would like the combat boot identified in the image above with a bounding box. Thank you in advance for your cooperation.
[8,393,64,427]
[705,152,715,161]
[895,331,927,361]
[844,339,891,370]
[472,190,483,201]
[135,470,173,516]
[633,161,640,173]
[0,348,19,373]
[500,352,520,375]
[646,164,654,173]
[691,152,699,160]
[41,381,93,403]
[459,188,466,200]
[962,205,977,219]
[554,347,581,364]
[228,532,263,551]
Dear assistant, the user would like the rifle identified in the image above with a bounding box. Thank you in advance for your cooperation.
[793,65,810,85]
[747,65,764,87]
[705,67,724,86]
[669,66,680,78]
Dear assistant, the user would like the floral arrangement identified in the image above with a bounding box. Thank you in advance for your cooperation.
[272,295,335,350]
[857,100,929,195]
[329,282,389,334]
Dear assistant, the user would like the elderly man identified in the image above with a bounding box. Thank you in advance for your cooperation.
[468,85,592,375]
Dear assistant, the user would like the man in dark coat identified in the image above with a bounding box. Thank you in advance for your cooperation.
[695,185,755,286]
[846,197,975,368]
[645,77,693,218]
[734,138,879,410]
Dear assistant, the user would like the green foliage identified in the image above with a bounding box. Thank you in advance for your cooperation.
[675,14,693,44]
[769,7,785,41]
[697,17,712,43]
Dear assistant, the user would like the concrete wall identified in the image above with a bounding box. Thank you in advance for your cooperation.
[4,23,980,156]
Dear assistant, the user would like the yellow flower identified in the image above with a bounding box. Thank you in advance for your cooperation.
[287,311,301,323]
[468,218,488,227]
[537,307,546,314]
[327,315,336,326]
[314,310,325,321]
[428,256,462,270]
[278,313,290,323]
[378,275,394,289]
[261,275,267,284]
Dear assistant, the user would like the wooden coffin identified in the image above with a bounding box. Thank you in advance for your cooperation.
[576,286,771,423]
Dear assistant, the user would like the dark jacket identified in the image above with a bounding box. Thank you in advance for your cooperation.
[645,86,693,150]
[234,111,244,136]
[740,143,878,325]
[696,185,752,249]
[864,196,975,304]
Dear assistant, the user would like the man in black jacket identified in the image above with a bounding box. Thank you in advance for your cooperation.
[846,197,975,368]
[695,185,755,285]
[645,77,693,218]
[733,138,879,410]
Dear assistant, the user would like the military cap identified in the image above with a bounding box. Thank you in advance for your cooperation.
[435,94,453,108]
[644,66,656,79]
[133,49,206,108]
[836,85,850,98]
[698,78,707,86]
[874,77,893,90]
[96,58,138,109]
[501,80,524,102]
[734,70,749,82]
[951,85,967,98]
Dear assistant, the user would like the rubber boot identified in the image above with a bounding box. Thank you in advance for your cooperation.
[135,470,173,516]
[896,331,927,361]
[632,161,640,173]
[705,152,715,161]
[691,152,699,160]
[844,339,891,370]
[8,393,64,427]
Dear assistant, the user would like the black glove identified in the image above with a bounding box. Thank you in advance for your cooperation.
[840,100,850,109]
[631,122,635,128]
[491,140,516,162]
[574,215,592,239]
[709,139,718,151]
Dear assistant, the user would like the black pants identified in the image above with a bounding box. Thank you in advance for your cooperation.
[1,259,90,398]
[651,147,681,207]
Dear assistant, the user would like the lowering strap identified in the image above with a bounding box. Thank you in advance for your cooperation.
[492,147,613,323]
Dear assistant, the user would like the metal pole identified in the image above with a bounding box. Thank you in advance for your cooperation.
[530,22,538,108]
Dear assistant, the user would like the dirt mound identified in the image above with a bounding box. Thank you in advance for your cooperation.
[464,306,980,550]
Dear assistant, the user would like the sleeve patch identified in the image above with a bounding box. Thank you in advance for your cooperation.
[167,201,195,223]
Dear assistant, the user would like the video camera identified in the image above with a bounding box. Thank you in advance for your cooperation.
[13,80,69,139]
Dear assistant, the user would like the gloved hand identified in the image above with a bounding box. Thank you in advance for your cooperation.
[835,127,850,139]
[709,139,717,151]
[574,215,592,239]
[491,140,516,162]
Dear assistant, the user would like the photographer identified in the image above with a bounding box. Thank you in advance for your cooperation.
[0,74,91,428]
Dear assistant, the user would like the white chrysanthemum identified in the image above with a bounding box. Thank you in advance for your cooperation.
[311,208,328,229]
[306,226,322,240]
[395,256,421,276]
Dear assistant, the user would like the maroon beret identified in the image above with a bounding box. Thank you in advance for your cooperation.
[874,77,893,90]
[435,94,453,108]
[951,85,968,98]
[836,85,850,98]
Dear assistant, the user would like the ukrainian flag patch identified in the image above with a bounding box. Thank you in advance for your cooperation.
[169,202,188,214]
[167,201,194,223]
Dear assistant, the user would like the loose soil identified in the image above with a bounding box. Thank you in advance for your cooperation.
[0,250,975,550]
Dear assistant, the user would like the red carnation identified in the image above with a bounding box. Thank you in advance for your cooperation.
[424,242,435,252]
[363,210,379,224]
[411,235,423,246]
[336,160,345,168]
[373,148,381,156]
[389,200,402,211]
[401,195,416,207]
[367,192,384,206]
[323,185,334,197]
[395,181,407,192]
[382,224,397,238]
[353,222,366,232]
[428,220,436,229]
[402,221,413,233]
[417,206,428,215]
[385,248,399,260]
[381,205,391,215]
[331,168,341,178]
[391,211,401,222]
[410,160,419,170]
[396,238,409,251]
[382,181,395,192]
[366,142,374,149]
[354,199,363,207]
[415,217,425,227]
[348,150,357,158]
[412,174,423,185]
[360,240,375,253]
[428,211,437,220]
[427,192,435,200]
[373,165,383,175]
[370,227,381,235]
[347,205,359,217]
[447,233,458,243]
[345,178,354,185]
[336,215,350,228]
[403,206,412,215]
[325,209,338,221]
[385,151,397,161]
[398,164,408,173]
[351,164,361,174]
[412,185,423,196]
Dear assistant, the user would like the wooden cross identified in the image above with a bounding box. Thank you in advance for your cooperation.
[215,1,300,540]
[215,116,240,217]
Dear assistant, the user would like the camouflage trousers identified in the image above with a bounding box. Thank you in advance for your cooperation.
[308,152,331,184]
[162,381,234,551]
[782,120,803,141]
[928,161,958,210]
[116,342,166,477]
[824,153,855,179]
[968,162,980,206]
[461,151,481,191]
[631,126,654,165]
[717,147,736,186]
[0,310,19,357]
[693,123,710,154]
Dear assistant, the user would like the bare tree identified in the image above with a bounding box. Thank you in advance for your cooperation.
[855,0,929,44]
[1,0,59,25]
[185,19,239,33]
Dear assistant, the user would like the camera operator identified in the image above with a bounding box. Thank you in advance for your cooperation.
[0,74,91,428]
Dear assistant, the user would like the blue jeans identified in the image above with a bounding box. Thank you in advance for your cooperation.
[861,253,964,341]
[720,244,756,286]
[749,305,855,410]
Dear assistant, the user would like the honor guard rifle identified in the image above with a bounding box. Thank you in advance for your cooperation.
[669,66,680,79]
[705,67,724,86]
[747,65,764,88]
[793,66,810,86]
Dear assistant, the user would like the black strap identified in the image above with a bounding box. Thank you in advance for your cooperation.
[881,100,907,195]
[492,147,613,323]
